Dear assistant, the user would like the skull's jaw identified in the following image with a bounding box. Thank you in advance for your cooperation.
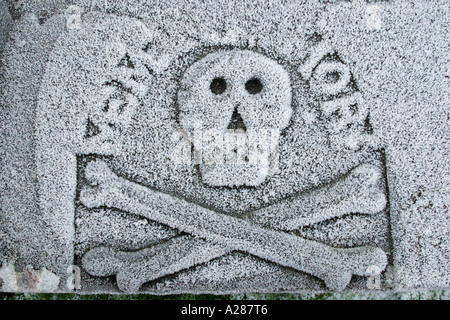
[186,127,281,187]
[199,163,270,187]
[197,145,280,187]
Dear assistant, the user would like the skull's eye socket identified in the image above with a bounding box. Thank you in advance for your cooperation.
[245,78,263,94]
[325,71,340,83]
[210,77,227,95]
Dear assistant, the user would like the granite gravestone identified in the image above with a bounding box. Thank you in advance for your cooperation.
[0,0,448,294]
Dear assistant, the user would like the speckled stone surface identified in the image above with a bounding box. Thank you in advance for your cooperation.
[0,0,448,294]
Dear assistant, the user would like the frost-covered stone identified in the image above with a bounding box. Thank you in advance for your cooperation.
[0,0,448,294]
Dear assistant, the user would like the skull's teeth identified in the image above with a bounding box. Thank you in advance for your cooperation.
[191,129,279,166]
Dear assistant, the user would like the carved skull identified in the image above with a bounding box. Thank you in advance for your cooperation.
[177,50,292,187]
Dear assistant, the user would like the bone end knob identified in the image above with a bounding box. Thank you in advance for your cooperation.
[82,246,119,277]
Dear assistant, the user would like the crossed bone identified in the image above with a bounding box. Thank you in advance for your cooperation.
[80,160,388,292]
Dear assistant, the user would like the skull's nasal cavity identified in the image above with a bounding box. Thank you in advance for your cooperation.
[227,107,247,132]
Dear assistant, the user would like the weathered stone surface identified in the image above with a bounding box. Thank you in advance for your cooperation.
[0,0,12,59]
[0,0,448,294]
